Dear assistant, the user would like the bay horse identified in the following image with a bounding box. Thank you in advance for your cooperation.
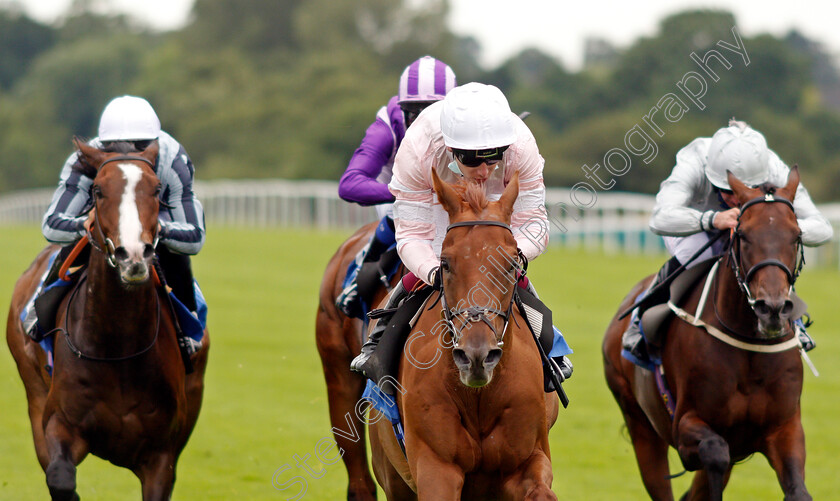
[316,220,402,500]
[6,139,209,500]
[367,169,559,500]
[603,168,811,500]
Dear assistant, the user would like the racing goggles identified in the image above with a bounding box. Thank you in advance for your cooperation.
[400,102,433,129]
[452,146,509,168]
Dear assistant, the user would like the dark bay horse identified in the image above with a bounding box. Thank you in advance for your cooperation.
[368,170,559,500]
[6,139,209,500]
[316,221,401,500]
[603,168,810,500]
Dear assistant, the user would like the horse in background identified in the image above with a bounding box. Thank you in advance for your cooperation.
[368,170,559,500]
[602,168,811,500]
[316,221,401,500]
[6,139,209,500]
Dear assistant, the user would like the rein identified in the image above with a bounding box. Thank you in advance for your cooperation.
[61,274,162,362]
[441,220,517,347]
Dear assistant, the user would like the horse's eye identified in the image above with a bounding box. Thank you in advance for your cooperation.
[92,185,103,199]
[154,185,162,197]
[440,258,450,272]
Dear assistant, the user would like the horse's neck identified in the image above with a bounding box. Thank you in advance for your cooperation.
[80,255,158,344]
[711,256,757,334]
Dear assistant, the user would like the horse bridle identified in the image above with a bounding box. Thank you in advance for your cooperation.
[61,273,162,362]
[440,220,518,348]
[87,155,159,268]
[728,191,804,308]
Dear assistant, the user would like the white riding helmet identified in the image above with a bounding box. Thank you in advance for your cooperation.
[705,120,770,190]
[98,95,161,141]
[440,82,517,150]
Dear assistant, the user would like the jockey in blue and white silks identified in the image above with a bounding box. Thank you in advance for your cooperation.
[25,96,206,354]
[43,129,205,255]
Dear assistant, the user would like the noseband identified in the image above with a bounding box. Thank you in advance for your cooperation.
[729,192,804,307]
[88,155,158,268]
[440,220,517,348]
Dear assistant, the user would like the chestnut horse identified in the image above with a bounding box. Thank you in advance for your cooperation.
[6,139,209,500]
[316,221,402,500]
[368,170,559,500]
[603,169,811,500]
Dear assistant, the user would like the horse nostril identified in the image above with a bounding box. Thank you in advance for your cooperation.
[781,300,794,318]
[484,348,502,368]
[452,348,470,368]
[753,300,769,318]
[114,246,129,263]
[143,243,155,260]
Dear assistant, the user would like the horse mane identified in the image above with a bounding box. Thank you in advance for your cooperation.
[100,141,144,154]
[451,180,489,214]
[756,183,777,195]
[72,140,146,179]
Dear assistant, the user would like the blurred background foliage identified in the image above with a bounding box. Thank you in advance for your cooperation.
[0,0,839,200]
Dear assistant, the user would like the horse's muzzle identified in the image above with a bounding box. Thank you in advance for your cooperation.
[753,297,794,338]
[453,344,502,388]
[114,243,155,284]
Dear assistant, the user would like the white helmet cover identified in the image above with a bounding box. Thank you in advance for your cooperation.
[98,95,161,141]
[440,82,517,150]
[705,120,770,190]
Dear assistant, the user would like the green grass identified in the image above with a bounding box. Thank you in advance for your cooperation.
[1,226,838,499]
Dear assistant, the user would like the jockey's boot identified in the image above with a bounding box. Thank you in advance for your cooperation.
[156,247,202,355]
[518,278,574,389]
[795,317,815,352]
[544,356,574,392]
[22,244,78,341]
[350,278,408,376]
[621,256,679,367]
[337,216,396,318]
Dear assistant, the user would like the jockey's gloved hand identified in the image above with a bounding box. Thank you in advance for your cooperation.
[428,266,442,289]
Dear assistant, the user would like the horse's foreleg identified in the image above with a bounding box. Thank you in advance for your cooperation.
[763,415,811,501]
[43,414,88,501]
[676,414,729,501]
[316,314,377,501]
[679,466,732,501]
[136,452,177,501]
[412,451,464,501]
[503,450,556,501]
[604,361,673,500]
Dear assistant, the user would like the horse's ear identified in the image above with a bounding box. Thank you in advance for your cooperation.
[498,170,519,221]
[780,165,800,202]
[432,167,462,217]
[74,137,105,173]
[726,170,753,203]
[141,139,160,166]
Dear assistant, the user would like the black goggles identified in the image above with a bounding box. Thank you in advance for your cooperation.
[452,146,509,168]
[400,102,433,129]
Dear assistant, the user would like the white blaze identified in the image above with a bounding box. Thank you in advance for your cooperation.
[118,164,145,259]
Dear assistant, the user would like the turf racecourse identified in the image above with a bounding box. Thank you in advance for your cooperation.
[1,225,838,500]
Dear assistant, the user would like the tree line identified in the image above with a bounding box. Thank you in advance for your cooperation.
[0,1,838,201]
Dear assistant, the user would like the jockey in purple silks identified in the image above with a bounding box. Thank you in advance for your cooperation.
[335,56,456,319]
